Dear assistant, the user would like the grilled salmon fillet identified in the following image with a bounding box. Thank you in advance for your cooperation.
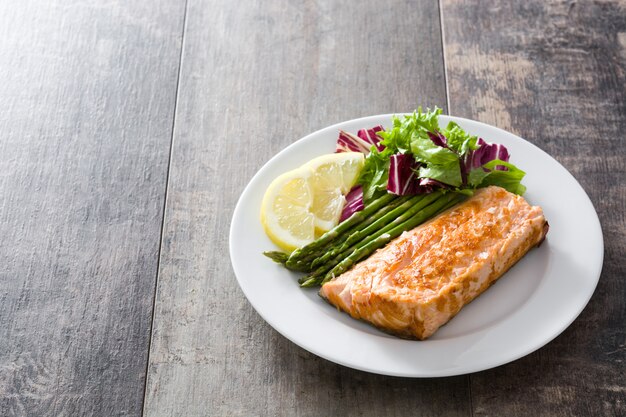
[320,186,548,340]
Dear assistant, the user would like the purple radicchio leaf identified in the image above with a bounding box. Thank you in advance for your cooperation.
[357,125,385,151]
[387,154,419,195]
[336,130,371,153]
[466,138,511,172]
[388,154,450,195]
[428,131,448,148]
[336,126,385,154]
[415,177,448,194]
[339,185,364,222]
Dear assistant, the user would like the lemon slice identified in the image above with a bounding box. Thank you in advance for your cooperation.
[261,152,364,251]
[305,153,365,231]
[305,152,365,194]
[261,170,316,251]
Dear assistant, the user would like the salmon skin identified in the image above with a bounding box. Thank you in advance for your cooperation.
[320,186,548,340]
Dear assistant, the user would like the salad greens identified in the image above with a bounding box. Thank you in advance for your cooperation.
[355,107,525,205]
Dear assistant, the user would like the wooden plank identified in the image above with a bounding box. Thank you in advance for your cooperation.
[441,0,626,415]
[143,0,469,416]
[0,1,186,415]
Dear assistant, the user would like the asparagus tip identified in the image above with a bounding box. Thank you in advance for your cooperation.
[263,251,289,265]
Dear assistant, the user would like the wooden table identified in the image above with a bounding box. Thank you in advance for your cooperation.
[1,1,624,416]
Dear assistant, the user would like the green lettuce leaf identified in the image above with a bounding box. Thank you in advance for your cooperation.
[378,106,443,153]
[411,133,462,186]
[468,160,526,195]
[442,121,479,155]
[358,148,391,202]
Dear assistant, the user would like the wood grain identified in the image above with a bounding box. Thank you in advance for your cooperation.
[142,0,470,416]
[0,1,186,415]
[441,0,626,415]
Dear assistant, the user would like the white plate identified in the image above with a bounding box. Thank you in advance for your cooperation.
[229,114,603,377]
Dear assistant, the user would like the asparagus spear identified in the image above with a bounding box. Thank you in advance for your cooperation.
[284,193,401,271]
[299,191,450,287]
[311,192,444,269]
[295,196,409,271]
[286,193,396,262]
[262,251,289,265]
[317,192,467,285]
